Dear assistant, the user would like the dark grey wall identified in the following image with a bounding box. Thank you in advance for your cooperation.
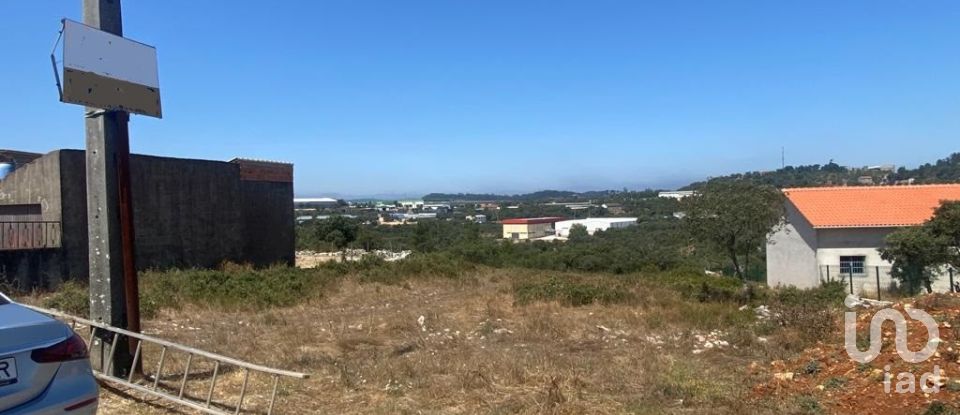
[129,154,244,269]
[2,150,294,288]
[240,180,295,266]
[59,151,90,281]
[0,250,66,289]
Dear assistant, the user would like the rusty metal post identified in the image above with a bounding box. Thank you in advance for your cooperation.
[116,112,142,374]
[875,266,881,301]
[848,271,854,295]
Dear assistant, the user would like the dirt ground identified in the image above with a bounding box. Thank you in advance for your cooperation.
[83,270,769,414]
[70,273,960,414]
[754,293,960,414]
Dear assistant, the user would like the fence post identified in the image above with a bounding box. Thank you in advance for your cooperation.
[951,268,955,293]
[875,266,881,301]
[826,265,831,283]
[849,271,854,295]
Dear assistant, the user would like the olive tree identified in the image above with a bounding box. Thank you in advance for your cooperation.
[682,180,785,279]
[928,201,960,269]
[879,226,949,294]
[880,201,959,294]
[567,224,590,242]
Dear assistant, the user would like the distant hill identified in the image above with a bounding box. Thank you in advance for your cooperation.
[422,189,630,202]
[422,152,960,202]
[683,152,960,190]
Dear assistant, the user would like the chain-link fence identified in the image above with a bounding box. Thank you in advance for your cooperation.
[819,264,958,299]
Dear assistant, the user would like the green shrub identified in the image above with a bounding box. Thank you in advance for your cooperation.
[769,281,846,350]
[353,252,476,284]
[793,395,824,414]
[140,265,338,311]
[822,376,846,389]
[647,270,757,304]
[924,401,959,415]
[42,281,89,318]
[513,276,634,306]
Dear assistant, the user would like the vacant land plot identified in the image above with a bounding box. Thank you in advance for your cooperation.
[27,265,960,414]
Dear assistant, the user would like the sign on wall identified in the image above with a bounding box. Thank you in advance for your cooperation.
[58,19,162,118]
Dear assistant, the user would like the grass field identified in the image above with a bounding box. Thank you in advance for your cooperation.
[28,263,948,414]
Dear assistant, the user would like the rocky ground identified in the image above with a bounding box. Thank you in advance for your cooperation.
[295,250,411,268]
[754,293,960,414]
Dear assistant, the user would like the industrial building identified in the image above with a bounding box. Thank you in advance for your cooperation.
[0,149,294,288]
[501,217,565,240]
[294,197,341,209]
[554,218,638,237]
[766,185,960,294]
[658,190,695,199]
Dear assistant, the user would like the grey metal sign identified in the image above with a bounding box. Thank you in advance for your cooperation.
[58,19,162,118]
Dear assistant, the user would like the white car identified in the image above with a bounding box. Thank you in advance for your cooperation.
[0,292,99,414]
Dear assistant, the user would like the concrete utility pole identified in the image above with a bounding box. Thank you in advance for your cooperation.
[84,0,140,377]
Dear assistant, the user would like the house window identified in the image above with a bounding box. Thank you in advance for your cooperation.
[840,256,866,276]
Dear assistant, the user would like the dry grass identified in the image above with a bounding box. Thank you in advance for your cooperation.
[29,268,830,414]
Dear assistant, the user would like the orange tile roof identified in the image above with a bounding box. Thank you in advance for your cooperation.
[784,184,960,228]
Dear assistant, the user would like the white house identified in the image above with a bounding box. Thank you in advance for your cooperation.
[554,218,638,237]
[766,185,960,294]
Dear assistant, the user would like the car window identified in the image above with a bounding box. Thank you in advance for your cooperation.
[0,294,8,305]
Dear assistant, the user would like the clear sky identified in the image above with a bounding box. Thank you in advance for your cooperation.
[2,1,959,198]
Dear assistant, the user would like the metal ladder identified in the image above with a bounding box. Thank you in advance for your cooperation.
[23,304,309,415]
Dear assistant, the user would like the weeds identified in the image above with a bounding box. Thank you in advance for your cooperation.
[24,261,866,414]
[513,275,634,306]
[768,281,846,351]
[41,280,88,317]
[924,401,960,415]
[140,265,339,311]
[822,376,847,389]
[793,394,824,414]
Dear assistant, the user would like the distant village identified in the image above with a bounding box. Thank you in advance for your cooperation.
[294,190,696,241]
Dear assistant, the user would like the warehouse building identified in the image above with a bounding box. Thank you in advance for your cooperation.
[0,149,294,288]
[554,218,638,237]
[501,217,566,240]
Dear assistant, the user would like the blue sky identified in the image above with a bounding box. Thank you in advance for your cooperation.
[2,1,959,198]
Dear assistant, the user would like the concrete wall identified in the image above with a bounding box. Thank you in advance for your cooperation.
[239,180,294,266]
[816,227,955,295]
[0,152,68,288]
[129,154,245,269]
[1,150,295,288]
[766,201,820,288]
[0,151,63,222]
[58,151,90,281]
[815,227,895,295]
